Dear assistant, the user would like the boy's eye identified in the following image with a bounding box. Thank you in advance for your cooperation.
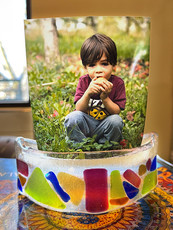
[88,63,95,67]
[102,62,109,66]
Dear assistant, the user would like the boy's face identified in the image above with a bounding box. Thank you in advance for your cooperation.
[85,53,113,80]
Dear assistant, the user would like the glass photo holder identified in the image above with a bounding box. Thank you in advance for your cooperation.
[16,132,158,214]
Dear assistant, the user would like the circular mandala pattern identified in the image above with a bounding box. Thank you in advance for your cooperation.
[18,198,141,229]
[77,216,99,224]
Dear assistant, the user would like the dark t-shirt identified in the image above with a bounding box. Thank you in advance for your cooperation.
[74,74,126,120]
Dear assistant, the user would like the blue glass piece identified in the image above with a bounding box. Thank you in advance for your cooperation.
[18,178,23,192]
[123,181,139,199]
[150,156,157,171]
[45,171,70,202]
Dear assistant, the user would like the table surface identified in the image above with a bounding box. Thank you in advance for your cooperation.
[0,156,173,230]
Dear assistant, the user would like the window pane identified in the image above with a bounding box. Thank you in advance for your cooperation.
[0,0,29,105]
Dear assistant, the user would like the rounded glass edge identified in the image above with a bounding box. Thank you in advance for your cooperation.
[15,132,158,160]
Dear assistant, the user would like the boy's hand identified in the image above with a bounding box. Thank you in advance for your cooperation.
[85,77,102,96]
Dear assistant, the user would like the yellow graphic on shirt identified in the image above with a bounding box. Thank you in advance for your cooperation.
[89,107,108,120]
[88,99,109,120]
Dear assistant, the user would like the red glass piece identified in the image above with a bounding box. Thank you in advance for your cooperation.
[17,159,29,177]
[146,158,151,171]
[84,168,108,213]
[123,169,141,188]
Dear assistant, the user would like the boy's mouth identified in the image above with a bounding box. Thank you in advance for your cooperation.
[96,76,104,78]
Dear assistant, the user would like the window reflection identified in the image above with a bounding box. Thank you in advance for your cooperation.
[0,0,30,105]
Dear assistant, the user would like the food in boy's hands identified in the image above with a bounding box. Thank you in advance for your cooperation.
[93,77,106,94]
[94,77,106,85]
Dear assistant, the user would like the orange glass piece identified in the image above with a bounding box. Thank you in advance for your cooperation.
[110,197,129,205]
[138,164,147,176]
[18,173,26,186]
[57,172,85,206]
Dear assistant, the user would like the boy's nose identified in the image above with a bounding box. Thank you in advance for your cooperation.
[95,65,103,73]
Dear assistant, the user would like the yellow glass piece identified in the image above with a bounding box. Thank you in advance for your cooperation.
[110,170,126,199]
[25,167,66,209]
[141,170,157,195]
[57,172,85,206]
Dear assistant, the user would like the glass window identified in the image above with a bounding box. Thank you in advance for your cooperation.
[0,0,30,106]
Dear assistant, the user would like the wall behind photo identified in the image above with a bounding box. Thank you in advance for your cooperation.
[31,0,173,162]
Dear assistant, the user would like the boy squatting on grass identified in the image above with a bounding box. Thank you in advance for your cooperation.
[64,33,126,145]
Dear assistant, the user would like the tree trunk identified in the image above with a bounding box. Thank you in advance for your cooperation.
[42,18,60,65]
[125,17,131,34]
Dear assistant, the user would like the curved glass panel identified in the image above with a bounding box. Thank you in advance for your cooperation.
[15,133,158,214]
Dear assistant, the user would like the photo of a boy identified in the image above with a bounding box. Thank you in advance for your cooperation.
[64,33,126,144]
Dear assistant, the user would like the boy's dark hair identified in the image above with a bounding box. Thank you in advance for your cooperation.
[80,33,117,67]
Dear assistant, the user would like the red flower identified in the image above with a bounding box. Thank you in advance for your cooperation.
[53,110,59,117]
[120,139,128,147]
[48,110,59,119]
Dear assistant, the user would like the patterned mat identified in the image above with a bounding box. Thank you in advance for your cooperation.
[18,164,173,230]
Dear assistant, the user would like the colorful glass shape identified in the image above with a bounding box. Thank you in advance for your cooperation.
[18,174,27,186]
[146,158,151,171]
[110,197,129,205]
[123,181,139,199]
[110,170,126,199]
[17,159,28,177]
[138,164,147,176]
[45,171,70,202]
[123,169,141,188]
[84,168,108,213]
[18,178,23,192]
[150,156,157,171]
[141,170,157,195]
[57,172,84,206]
[25,167,66,209]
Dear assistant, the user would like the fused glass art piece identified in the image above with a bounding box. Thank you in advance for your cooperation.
[16,133,158,214]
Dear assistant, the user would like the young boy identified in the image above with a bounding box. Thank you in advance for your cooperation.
[64,33,126,144]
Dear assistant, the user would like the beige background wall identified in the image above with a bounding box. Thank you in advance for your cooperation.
[0,0,172,162]
[0,107,34,139]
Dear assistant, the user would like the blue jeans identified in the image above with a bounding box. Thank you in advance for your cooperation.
[64,111,124,144]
